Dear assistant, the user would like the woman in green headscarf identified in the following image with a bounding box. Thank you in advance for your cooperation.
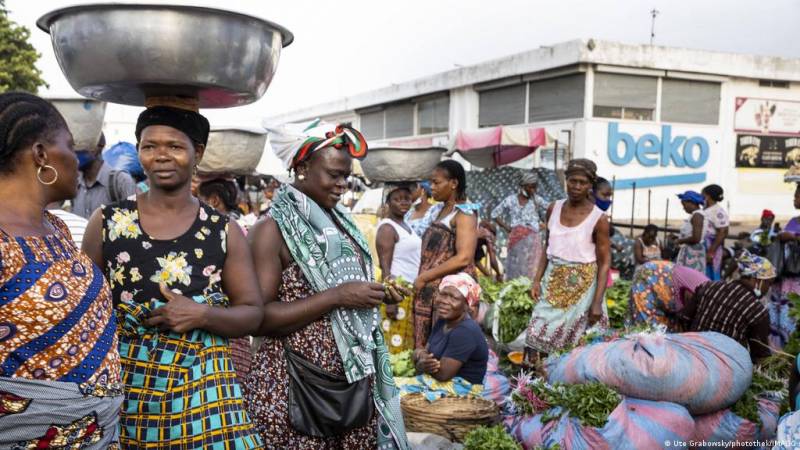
[246,121,409,449]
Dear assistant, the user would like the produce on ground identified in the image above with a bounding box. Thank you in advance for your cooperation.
[604,280,630,329]
[479,275,503,304]
[497,277,534,343]
[730,371,785,425]
[784,292,800,356]
[463,425,521,450]
[390,350,415,377]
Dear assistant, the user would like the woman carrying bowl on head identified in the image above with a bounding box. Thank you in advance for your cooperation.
[413,160,479,350]
[525,159,611,360]
[82,105,264,449]
[245,121,409,449]
[0,93,123,449]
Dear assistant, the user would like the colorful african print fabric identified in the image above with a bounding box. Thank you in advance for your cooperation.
[525,257,606,353]
[630,261,683,331]
[0,213,122,449]
[381,293,415,354]
[101,200,262,449]
[395,374,483,402]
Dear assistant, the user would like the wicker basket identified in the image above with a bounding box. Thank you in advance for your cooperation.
[401,394,499,442]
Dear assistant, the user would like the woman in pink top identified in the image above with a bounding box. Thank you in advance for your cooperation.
[525,159,611,357]
[630,261,709,331]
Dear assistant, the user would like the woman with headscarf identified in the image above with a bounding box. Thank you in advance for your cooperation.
[413,160,479,350]
[679,250,774,362]
[491,172,547,281]
[629,261,709,331]
[405,181,435,237]
[196,178,253,387]
[525,159,611,359]
[82,105,264,448]
[674,190,707,273]
[246,120,408,449]
[397,273,488,399]
[376,183,421,353]
[769,183,800,349]
[0,93,122,448]
[702,184,730,280]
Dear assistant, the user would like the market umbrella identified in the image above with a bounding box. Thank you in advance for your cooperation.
[446,126,555,168]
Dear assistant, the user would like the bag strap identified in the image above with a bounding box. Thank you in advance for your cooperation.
[108,170,121,203]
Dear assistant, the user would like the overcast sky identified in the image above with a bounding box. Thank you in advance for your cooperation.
[7,0,800,130]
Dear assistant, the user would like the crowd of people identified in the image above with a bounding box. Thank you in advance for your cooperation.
[2,90,800,449]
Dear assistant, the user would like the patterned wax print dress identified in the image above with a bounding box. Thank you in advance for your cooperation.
[0,213,123,449]
[101,200,262,449]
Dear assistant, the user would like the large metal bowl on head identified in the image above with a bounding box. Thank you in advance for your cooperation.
[48,97,106,151]
[198,127,268,175]
[37,3,293,108]
[360,147,446,183]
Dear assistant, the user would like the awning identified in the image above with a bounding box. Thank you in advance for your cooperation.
[446,126,556,168]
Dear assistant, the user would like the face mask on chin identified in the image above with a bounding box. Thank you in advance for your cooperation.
[595,198,613,211]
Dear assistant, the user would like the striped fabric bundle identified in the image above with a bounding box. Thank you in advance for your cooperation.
[546,331,753,414]
[506,398,694,450]
[691,397,780,449]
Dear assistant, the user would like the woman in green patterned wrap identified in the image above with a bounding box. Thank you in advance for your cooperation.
[245,120,409,449]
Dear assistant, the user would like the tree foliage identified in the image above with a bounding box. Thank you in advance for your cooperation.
[0,1,47,93]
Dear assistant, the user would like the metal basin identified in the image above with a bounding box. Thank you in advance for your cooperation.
[360,147,446,182]
[37,4,293,108]
[48,97,106,151]
[198,127,268,175]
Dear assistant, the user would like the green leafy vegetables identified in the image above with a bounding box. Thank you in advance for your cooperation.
[730,371,785,425]
[512,378,621,428]
[463,425,521,450]
[604,280,630,329]
[479,276,503,304]
[497,277,534,343]
[389,350,415,377]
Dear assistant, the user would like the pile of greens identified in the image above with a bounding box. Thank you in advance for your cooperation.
[512,378,621,428]
[604,280,630,329]
[497,277,534,343]
[389,350,415,377]
[730,371,785,425]
[463,425,521,450]
[478,276,503,304]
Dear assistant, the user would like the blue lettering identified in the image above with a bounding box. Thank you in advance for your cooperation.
[684,137,709,168]
[635,133,660,167]
[660,125,686,168]
[606,122,708,169]
[607,122,635,165]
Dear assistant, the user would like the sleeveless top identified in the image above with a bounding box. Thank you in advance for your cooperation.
[547,199,604,263]
[680,210,706,240]
[100,199,229,304]
[638,237,662,262]
[378,218,421,281]
[0,213,120,387]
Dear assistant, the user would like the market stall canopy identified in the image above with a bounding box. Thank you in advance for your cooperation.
[446,126,556,168]
[37,3,293,108]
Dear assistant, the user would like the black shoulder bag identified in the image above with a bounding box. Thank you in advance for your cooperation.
[283,341,374,437]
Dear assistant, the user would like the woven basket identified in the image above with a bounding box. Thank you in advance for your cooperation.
[401,394,499,442]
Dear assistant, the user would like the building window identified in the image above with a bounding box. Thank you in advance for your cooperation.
[661,79,720,125]
[384,103,414,138]
[759,79,790,88]
[359,110,384,140]
[593,73,657,121]
[479,83,526,127]
[417,95,449,135]
[529,74,585,121]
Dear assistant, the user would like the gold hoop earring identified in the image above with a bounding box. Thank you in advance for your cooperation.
[37,165,58,185]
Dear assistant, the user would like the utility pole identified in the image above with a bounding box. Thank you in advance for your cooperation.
[650,8,660,45]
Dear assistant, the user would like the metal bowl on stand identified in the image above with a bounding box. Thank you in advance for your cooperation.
[48,97,106,151]
[360,147,446,183]
[37,3,293,108]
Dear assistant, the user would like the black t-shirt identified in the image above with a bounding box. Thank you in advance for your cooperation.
[427,318,489,384]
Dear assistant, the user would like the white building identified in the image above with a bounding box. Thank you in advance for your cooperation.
[264,39,800,222]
